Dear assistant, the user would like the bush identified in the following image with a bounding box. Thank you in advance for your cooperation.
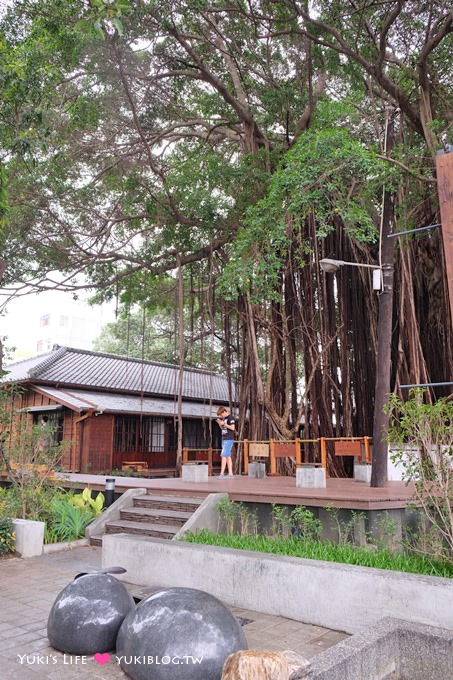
[69,488,104,516]
[0,516,15,555]
[0,483,104,544]
[387,389,453,561]
[0,486,20,518]
[0,383,72,520]
[43,488,104,543]
[45,497,94,543]
[272,503,322,541]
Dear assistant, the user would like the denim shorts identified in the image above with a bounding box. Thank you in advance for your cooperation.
[220,439,234,457]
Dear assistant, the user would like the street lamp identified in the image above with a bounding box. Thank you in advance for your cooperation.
[319,258,379,273]
[320,258,383,291]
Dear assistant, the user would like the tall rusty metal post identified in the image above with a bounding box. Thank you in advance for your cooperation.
[436,149,453,329]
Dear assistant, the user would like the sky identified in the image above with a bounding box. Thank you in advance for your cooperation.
[1,289,116,361]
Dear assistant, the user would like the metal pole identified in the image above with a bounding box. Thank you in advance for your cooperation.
[435,149,453,330]
[386,224,441,238]
[399,381,453,389]
[371,109,396,488]
[104,478,116,508]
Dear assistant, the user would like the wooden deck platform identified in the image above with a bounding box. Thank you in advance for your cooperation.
[56,472,415,511]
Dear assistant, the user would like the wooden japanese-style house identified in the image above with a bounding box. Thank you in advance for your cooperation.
[3,345,236,473]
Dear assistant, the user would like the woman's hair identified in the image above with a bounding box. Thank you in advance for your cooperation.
[216,407,227,416]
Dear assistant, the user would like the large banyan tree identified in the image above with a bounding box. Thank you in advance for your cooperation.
[1,1,452,474]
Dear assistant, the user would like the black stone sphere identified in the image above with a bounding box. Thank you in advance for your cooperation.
[47,573,135,655]
[116,587,248,680]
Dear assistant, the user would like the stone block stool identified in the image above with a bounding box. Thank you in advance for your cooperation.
[296,465,326,488]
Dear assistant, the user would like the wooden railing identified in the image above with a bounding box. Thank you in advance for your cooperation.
[182,447,221,477]
[323,436,372,464]
[244,438,322,476]
[183,436,372,477]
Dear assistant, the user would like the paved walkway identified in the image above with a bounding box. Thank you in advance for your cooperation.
[0,546,348,679]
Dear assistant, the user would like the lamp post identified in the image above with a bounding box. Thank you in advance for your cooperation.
[104,478,116,508]
[320,109,396,488]
[320,256,393,488]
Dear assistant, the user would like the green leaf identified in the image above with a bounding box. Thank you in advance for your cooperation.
[112,17,124,36]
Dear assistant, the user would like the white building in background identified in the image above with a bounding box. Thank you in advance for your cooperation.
[1,290,116,360]
[35,300,114,354]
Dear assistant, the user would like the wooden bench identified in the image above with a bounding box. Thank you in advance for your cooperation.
[121,461,149,472]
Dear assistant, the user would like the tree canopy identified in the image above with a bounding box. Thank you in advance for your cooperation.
[1,0,452,473]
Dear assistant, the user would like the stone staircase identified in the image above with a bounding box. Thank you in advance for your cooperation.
[90,493,204,546]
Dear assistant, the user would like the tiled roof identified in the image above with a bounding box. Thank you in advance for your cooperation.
[31,387,218,418]
[4,346,235,404]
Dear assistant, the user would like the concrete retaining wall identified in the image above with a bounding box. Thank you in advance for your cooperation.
[173,493,227,539]
[304,617,453,680]
[102,534,453,635]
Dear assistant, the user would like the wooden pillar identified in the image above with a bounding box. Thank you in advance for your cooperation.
[295,438,302,466]
[270,439,277,475]
[364,436,371,463]
[243,439,249,475]
[436,149,453,329]
[320,437,327,472]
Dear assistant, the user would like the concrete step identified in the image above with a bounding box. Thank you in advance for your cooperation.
[90,493,203,545]
[133,494,203,512]
[120,507,192,526]
[105,519,180,539]
[89,534,104,547]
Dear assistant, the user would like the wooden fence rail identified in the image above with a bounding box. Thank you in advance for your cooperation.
[183,436,371,477]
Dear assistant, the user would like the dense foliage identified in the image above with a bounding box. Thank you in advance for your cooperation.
[1,1,452,472]
[0,484,104,544]
[0,515,14,555]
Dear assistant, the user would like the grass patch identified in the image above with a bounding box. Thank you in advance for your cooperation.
[183,529,453,579]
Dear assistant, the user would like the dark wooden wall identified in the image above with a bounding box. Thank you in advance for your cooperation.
[84,414,114,473]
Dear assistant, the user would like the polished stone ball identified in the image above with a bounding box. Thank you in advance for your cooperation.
[116,587,248,680]
[47,573,135,654]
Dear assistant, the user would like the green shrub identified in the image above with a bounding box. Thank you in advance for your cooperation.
[69,488,104,516]
[0,516,15,555]
[271,503,293,538]
[290,506,322,541]
[217,496,240,534]
[324,505,367,546]
[46,497,94,543]
[0,486,20,518]
[271,503,322,541]
[387,389,453,561]
[0,402,71,519]
[0,484,104,545]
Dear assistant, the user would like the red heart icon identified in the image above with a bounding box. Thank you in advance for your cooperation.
[94,653,110,665]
